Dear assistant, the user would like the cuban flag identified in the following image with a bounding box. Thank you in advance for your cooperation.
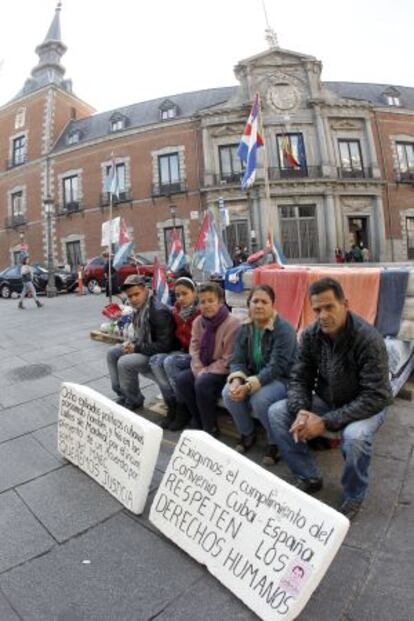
[104,160,120,198]
[266,231,286,267]
[237,94,264,191]
[152,257,169,305]
[167,229,186,273]
[193,211,232,275]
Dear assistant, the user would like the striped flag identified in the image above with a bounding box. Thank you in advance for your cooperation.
[281,135,300,168]
[192,211,232,275]
[152,257,169,305]
[167,229,186,273]
[266,231,285,267]
[104,160,120,198]
[237,94,264,190]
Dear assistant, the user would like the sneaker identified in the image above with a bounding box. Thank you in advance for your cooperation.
[294,478,323,495]
[18,304,24,309]
[235,430,257,454]
[338,499,362,521]
[262,445,280,466]
[124,400,144,412]
[115,396,126,406]
[36,301,43,308]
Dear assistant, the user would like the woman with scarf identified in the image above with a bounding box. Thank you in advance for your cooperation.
[175,282,240,436]
[222,285,298,464]
[150,277,200,431]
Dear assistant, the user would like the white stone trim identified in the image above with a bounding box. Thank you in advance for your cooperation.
[57,168,83,208]
[100,157,131,192]
[156,218,190,264]
[151,145,186,185]
[389,134,414,173]
[41,89,56,155]
[8,129,28,164]
[60,233,86,266]
[7,185,26,217]
[14,107,26,130]
[398,208,414,261]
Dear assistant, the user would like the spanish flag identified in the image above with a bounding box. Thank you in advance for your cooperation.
[282,136,300,168]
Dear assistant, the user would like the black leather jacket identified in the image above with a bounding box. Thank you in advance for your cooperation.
[287,312,392,431]
[133,296,176,357]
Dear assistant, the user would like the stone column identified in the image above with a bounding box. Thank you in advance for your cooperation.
[324,194,337,262]
[313,104,336,177]
[364,117,381,178]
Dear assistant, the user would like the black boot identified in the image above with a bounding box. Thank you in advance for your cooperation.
[159,401,177,429]
[169,402,191,431]
[235,430,257,454]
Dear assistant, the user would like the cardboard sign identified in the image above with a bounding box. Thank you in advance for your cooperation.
[150,431,349,621]
[58,383,162,514]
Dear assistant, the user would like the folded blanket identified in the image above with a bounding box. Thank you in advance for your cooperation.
[375,270,409,336]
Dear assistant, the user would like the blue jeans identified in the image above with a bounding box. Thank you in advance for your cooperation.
[268,396,386,502]
[222,380,287,443]
[149,352,191,404]
[106,344,154,406]
[21,281,39,302]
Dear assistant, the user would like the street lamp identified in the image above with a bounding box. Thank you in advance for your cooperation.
[43,195,57,298]
[169,203,177,228]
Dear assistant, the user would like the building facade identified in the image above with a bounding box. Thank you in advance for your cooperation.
[0,5,413,269]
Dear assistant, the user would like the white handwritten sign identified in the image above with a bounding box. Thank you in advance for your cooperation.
[149,431,349,621]
[58,382,162,514]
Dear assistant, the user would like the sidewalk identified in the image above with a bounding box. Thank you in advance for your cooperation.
[0,294,412,620]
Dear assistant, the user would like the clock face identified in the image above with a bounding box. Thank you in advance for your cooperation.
[267,84,299,111]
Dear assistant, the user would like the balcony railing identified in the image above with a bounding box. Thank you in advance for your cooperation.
[5,213,27,228]
[213,172,243,186]
[337,167,374,179]
[6,155,27,170]
[100,188,132,207]
[268,166,322,180]
[395,170,414,184]
[151,179,187,197]
[57,201,83,215]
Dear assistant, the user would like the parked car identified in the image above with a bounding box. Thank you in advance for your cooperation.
[0,264,77,299]
[83,254,155,293]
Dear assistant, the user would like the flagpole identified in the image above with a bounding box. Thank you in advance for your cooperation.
[108,191,113,303]
[257,93,279,261]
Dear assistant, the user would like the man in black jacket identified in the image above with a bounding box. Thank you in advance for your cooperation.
[107,275,176,410]
[268,278,392,520]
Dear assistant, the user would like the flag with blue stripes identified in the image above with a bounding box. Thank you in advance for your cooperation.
[237,94,264,191]
[152,257,169,305]
[167,229,187,273]
[104,160,120,198]
[193,211,232,275]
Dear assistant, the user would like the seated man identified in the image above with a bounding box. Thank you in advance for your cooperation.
[268,277,392,520]
[107,275,176,410]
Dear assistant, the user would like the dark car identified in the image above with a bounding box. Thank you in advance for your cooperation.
[83,254,155,293]
[0,264,77,299]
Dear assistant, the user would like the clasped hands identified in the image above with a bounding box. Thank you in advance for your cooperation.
[290,409,326,443]
[228,378,250,402]
[123,341,135,354]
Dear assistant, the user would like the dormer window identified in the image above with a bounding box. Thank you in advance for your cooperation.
[383,87,401,107]
[159,99,179,121]
[67,130,81,145]
[109,112,128,133]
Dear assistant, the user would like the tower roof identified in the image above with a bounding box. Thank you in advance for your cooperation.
[12,2,73,101]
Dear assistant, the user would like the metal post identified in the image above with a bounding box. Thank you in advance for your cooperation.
[44,196,57,297]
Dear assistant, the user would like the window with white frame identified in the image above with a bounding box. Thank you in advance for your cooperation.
[279,205,318,260]
[158,153,180,188]
[11,191,23,216]
[63,175,79,207]
[12,135,26,166]
[338,139,364,176]
[219,144,244,182]
[386,95,401,106]
[396,142,414,180]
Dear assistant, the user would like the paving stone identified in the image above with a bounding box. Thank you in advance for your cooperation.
[0,376,63,408]
[0,512,203,621]
[0,398,59,444]
[0,591,20,621]
[348,505,414,621]
[0,436,62,492]
[17,465,122,542]
[156,573,257,621]
[296,544,370,620]
[0,490,54,572]
[32,424,66,463]
[51,361,108,383]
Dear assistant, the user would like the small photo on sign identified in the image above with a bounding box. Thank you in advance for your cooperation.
[149,430,349,621]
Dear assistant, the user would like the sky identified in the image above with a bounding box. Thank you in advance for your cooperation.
[0,0,412,113]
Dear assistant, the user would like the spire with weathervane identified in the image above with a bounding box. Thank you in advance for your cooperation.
[262,0,279,48]
[18,2,73,98]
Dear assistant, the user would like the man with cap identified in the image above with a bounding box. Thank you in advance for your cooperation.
[106,275,176,410]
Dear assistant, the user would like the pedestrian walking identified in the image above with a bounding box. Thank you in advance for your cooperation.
[18,257,43,309]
